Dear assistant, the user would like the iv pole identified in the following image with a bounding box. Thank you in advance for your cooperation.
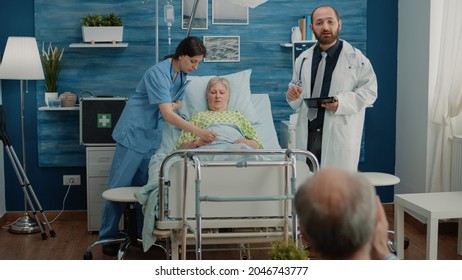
[156,0,159,63]
[185,0,267,37]
[185,0,200,37]
[151,0,197,64]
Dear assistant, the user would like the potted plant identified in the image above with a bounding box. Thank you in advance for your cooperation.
[41,42,64,106]
[81,13,124,44]
[268,238,308,260]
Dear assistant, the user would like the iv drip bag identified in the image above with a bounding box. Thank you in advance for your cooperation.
[164,4,174,26]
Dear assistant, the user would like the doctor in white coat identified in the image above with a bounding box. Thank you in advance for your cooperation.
[286,5,377,171]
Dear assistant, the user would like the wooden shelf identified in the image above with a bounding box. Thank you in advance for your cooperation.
[280,42,293,48]
[39,106,80,111]
[69,43,128,48]
[280,40,317,48]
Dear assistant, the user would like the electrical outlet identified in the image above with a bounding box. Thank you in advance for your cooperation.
[63,175,81,186]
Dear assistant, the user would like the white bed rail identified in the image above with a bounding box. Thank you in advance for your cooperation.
[157,148,318,260]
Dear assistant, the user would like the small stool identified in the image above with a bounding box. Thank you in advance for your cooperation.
[361,172,409,253]
[361,172,400,187]
[83,187,141,260]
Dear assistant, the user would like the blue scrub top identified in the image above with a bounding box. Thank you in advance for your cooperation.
[112,59,188,153]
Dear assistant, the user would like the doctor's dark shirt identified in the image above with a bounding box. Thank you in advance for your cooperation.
[309,40,343,131]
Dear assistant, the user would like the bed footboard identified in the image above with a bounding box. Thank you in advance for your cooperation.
[156,148,318,260]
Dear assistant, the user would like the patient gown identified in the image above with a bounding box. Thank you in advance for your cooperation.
[175,110,263,149]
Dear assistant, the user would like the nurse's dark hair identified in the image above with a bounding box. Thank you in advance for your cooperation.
[310,5,340,24]
[164,36,206,59]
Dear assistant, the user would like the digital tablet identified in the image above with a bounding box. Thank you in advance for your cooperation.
[304,97,336,108]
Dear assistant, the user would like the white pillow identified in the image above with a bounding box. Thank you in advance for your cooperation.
[177,69,259,124]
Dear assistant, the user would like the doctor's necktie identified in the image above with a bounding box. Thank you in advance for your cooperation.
[308,51,327,121]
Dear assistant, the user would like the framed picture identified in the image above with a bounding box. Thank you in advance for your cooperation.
[182,0,208,30]
[212,0,249,25]
[203,36,240,62]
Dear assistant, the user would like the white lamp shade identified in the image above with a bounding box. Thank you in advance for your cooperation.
[0,36,45,80]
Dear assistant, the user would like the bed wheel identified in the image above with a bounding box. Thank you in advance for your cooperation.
[240,243,250,260]
[83,252,93,260]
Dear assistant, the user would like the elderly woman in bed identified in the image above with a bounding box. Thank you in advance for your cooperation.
[175,77,263,150]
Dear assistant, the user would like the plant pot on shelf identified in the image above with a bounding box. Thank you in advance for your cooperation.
[82,26,124,44]
[45,92,58,107]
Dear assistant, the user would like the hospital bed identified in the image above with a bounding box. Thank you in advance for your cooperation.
[155,148,316,260]
[135,70,318,259]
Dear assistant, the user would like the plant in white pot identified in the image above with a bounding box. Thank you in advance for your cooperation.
[81,13,124,44]
[41,42,64,107]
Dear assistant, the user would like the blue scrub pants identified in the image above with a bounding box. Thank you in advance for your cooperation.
[99,143,155,241]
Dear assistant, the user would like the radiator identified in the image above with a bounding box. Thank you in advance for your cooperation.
[451,135,462,191]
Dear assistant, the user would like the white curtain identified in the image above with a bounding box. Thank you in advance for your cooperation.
[429,0,462,192]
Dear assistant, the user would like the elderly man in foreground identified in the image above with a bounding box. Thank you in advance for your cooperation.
[295,167,397,260]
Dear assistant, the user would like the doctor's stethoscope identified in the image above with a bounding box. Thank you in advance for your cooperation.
[295,56,364,87]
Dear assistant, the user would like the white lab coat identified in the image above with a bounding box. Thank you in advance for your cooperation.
[287,40,377,171]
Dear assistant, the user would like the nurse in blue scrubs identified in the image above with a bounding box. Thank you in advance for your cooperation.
[99,36,217,256]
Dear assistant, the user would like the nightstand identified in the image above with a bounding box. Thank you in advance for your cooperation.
[280,121,297,149]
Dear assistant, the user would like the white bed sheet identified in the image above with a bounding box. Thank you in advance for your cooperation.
[135,94,281,252]
[160,94,279,153]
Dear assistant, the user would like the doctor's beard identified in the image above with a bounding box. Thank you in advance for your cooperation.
[313,28,340,46]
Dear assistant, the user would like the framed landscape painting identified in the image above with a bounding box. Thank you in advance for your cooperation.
[212,0,249,25]
[203,36,240,62]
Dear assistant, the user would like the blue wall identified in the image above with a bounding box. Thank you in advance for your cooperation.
[364,1,398,201]
[1,0,398,211]
[34,0,368,167]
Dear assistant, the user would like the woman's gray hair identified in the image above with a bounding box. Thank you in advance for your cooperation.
[295,168,377,259]
[206,77,230,96]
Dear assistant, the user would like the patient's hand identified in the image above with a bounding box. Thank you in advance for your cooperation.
[234,138,259,149]
[179,138,208,149]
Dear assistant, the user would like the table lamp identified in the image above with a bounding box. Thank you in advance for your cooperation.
[0,36,45,234]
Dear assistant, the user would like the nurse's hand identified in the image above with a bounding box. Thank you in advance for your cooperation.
[197,129,217,143]
[287,85,303,101]
[172,100,182,111]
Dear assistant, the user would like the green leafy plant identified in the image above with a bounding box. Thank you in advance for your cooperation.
[40,42,64,93]
[268,239,308,260]
[81,13,123,26]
